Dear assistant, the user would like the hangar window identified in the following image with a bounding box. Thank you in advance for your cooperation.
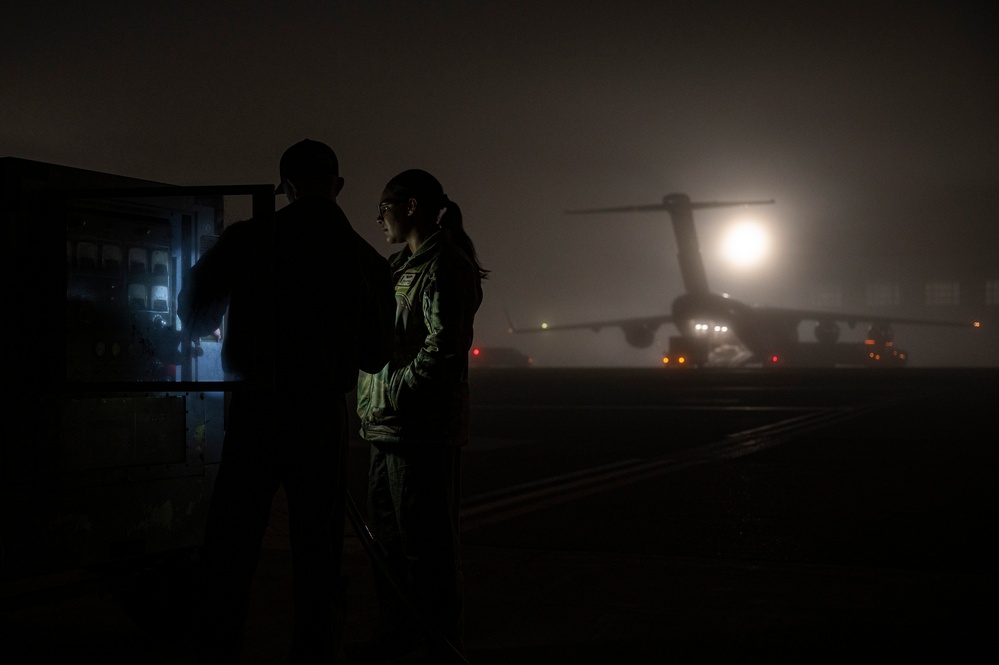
[985,279,999,306]
[866,282,900,307]
[925,281,960,306]
[809,284,842,309]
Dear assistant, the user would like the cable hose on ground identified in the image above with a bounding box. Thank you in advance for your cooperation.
[344,490,471,665]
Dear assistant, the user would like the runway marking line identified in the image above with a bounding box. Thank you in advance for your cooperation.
[459,387,944,529]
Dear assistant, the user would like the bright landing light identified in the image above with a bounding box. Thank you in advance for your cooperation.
[722,220,769,267]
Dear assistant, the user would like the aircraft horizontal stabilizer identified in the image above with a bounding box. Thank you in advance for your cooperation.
[565,198,774,216]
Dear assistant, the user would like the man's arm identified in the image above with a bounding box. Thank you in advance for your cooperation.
[177,229,234,339]
[354,240,396,373]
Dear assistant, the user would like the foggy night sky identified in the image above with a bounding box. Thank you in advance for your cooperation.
[3,1,997,366]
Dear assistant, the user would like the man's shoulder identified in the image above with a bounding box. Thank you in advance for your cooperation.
[221,217,254,234]
[279,198,365,239]
[277,196,342,219]
[210,217,254,251]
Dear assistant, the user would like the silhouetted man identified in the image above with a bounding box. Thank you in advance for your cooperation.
[180,139,395,664]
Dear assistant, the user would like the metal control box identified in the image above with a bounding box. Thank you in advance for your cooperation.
[1,158,273,592]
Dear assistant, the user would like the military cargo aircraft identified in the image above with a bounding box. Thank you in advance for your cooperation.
[507,193,978,367]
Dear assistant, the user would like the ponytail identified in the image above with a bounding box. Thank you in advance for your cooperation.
[439,199,489,280]
[385,169,489,280]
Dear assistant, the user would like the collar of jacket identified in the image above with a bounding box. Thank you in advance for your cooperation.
[279,196,349,223]
[393,229,446,269]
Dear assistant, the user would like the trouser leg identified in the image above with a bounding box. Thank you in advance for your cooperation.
[366,442,414,645]
[400,446,464,654]
[198,392,281,664]
[285,393,348,665]
[367,442,464,654]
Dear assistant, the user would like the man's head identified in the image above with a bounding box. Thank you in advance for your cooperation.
[276,139,344,201]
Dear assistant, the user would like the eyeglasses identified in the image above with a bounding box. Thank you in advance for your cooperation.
[377,200,400,216]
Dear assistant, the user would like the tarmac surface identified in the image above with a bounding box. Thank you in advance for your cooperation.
[2,367,997,664]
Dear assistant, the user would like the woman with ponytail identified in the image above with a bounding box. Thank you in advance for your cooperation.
[351,169,485,663]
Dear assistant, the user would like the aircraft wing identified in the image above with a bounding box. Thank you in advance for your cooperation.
[505,303,976,335]
[506,313,673,334]
[504,308,673,349]
[753,305,978,329]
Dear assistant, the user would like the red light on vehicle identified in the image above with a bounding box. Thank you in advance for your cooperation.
[472,348,481,356]
[769,355,779,364]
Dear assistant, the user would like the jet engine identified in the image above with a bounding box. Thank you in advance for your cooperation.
[623,325,656,348]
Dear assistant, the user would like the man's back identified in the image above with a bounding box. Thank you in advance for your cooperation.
[182,196,394,391]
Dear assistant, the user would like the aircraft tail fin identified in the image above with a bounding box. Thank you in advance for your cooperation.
[503,307,519,333]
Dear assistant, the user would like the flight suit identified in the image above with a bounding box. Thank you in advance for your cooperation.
[356,228,483,655]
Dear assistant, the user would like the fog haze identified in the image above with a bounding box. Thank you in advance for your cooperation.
[4,1,996,366]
